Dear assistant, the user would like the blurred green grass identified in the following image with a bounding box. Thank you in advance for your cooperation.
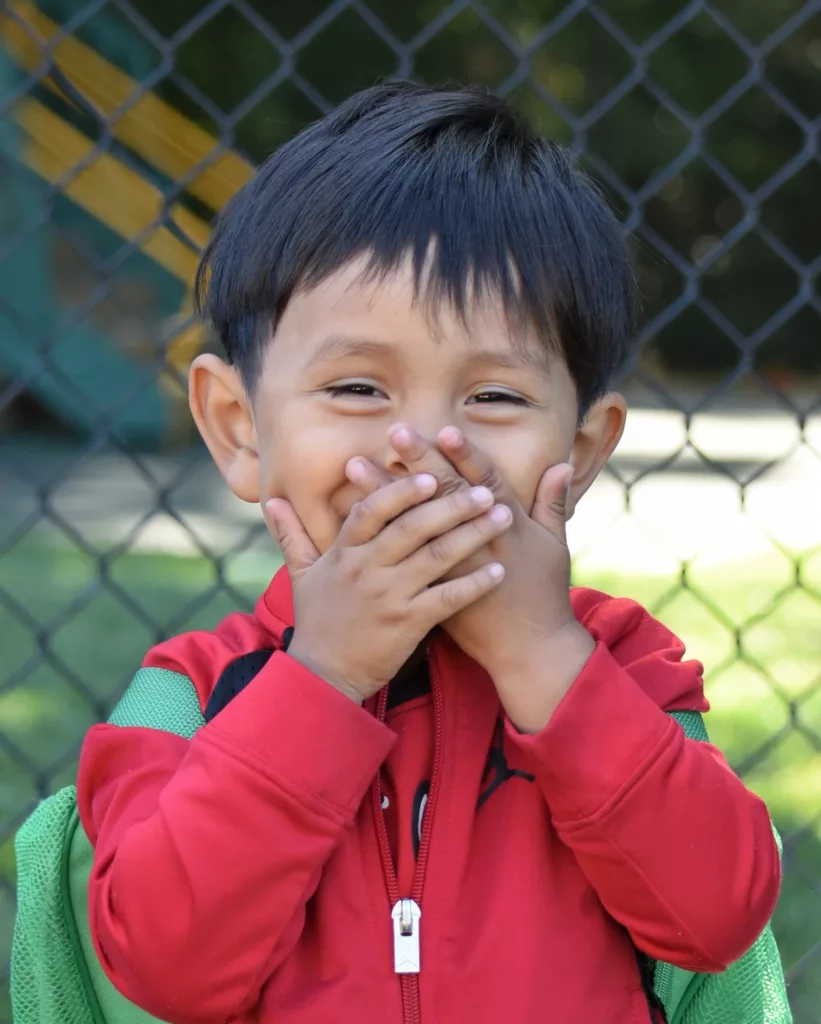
[0,536,820,1019]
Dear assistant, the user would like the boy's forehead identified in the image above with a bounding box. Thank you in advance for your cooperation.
[303,333,549,377]
[283,257,552,372]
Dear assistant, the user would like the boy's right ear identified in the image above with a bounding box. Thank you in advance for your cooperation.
[188,354,260,503]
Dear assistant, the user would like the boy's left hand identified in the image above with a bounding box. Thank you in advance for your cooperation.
[348,425,595,732]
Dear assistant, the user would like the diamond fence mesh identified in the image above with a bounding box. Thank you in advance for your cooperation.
[1,0,820,1019]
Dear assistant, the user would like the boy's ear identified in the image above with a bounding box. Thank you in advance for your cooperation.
[566,393,627,518]
[188,354,261,503]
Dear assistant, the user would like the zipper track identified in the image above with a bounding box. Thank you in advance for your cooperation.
[372,647,444,1024]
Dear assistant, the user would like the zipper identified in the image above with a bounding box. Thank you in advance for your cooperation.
[372,647,444,1024]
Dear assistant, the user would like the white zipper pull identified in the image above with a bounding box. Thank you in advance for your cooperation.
[391,898,421,973]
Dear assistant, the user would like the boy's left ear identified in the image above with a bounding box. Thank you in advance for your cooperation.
[566,393,627,517]
[188,354,261,503]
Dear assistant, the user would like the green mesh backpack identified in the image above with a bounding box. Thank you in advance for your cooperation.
[649,712,792,1024]
[11,667,205,1024]
[12,668,792,1024]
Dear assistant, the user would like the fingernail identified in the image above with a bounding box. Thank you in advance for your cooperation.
[347,457,368,481]
[390,425,412,446]
[490,504,512,524]
[470,486,494,506]
[488,563,505,581]
[415,473,437,491]
[439,426,462,447]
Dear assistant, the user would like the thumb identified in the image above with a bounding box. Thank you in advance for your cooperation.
[531,463,573,540]
[266,498,320,579]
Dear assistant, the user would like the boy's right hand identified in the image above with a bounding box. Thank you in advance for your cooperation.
[266,474,512,703]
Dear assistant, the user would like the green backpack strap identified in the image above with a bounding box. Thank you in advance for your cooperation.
[107,665,206,736]
[651,710,792,1024]
[12,666,205,1024]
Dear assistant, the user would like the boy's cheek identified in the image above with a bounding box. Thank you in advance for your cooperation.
[513,455,573,518]
[259,475,351,555]
[302,505,353,554]
[518,480,541,517]
[490,466,539,518]
[469,430,565,517]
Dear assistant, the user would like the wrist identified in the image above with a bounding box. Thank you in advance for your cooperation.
[492,622,595,734]
[286,638,366,705]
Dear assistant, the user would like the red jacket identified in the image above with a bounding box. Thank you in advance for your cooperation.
[77,569,780,1024]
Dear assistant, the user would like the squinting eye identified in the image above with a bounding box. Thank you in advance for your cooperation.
[325,383,385,399]
[469,390,529,405]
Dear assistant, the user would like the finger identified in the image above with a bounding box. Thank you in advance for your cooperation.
[377,484,499,564]
[340,473,438,546]
[266,498,321,579]
[388,423,469,497]
[414,561,505,624]
[404,502,513,585]
[530,463,573,541]
[437,426,514,503]
[345,456,392,498]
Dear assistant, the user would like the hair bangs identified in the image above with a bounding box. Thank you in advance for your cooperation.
[195,82,638,413]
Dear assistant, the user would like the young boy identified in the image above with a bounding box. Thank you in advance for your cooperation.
[77,82,780,1023]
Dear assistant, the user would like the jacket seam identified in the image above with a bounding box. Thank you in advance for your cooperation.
[550,716,677,831]
[552,746,780,968]
[589,830,721,970]
[195,727,369,823]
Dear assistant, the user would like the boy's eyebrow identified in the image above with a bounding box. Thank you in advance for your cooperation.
[307,333,550,374]
[307,335,399,366]
[461,348,551,375]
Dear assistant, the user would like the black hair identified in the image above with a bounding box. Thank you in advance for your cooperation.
[195,80,639,415]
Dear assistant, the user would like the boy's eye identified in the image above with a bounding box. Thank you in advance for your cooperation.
[324,382,386,399]
[468,389,529,406]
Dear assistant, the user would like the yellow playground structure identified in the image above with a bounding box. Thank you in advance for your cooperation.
[0,0,254,444]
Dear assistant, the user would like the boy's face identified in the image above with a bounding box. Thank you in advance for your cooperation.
[191,258,626,554]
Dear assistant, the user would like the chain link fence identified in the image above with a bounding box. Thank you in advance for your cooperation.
[1,0,820,1019]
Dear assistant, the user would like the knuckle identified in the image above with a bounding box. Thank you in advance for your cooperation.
[465,514,493,544]
[477,465,501,491]
[427,533,452,564]
[390,509,415,536]
[437,584,458,613]
[394,478,416,504]
[340,558,362,584]
[349,499,369,524]
[442,578,471,611]
[438,473,466,498]
[393,478,424,513]
[449,489,472,517]
[463,571,482,596]
[474,510,496,535]
[388,605,408,625]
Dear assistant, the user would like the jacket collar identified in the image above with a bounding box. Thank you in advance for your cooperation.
[255,565,294,642]
[254,566,706,713]
[253,564,485,694]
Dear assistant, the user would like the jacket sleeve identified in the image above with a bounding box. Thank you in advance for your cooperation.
[507,596,781,973]
[77,651,395,1024]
